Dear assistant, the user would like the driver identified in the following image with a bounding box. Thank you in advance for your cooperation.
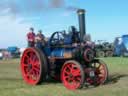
[69,26,80,44]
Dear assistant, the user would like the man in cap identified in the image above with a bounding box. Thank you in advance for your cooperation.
[27,27,35,47]
[69,26,80,46]
[35,30,46,49]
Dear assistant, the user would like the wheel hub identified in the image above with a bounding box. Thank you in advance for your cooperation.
[69,74,73,78]
[89,70,95,77]
[28,64,32,70]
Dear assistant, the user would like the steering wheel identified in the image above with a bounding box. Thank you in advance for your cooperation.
[50,32,64,46]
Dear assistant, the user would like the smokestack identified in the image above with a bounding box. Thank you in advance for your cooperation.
[77,9,86,42]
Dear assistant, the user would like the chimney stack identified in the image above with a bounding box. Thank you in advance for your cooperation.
[77,9,86,42]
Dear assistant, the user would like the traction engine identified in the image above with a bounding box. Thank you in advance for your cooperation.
[21,9,108,90]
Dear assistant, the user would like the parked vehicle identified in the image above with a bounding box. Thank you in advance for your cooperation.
[114,35,128,56]
[19,47,26,57]
[94,40,114,57]
[7,46,20,58]
[0,52,3,59]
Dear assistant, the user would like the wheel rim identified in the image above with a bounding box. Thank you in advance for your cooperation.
[86,60,108,85]
[92,60,108,85]
[21,48,41,85]
[95,63,108,84]
[61,62,83,90]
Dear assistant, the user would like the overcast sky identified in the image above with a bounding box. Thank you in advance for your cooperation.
[0,0,128,48]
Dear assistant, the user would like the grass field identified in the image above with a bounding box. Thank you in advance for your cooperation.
[0,57,128,96]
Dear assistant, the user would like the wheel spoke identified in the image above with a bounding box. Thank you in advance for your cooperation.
[66,77,70,82]
[72,79,80,88]
[28,69,33,75]
[32,56,38,64]
[35,70,39,76]
[63,75,69,79]
[29,52,34,58]
[29,52,36,64]
[33,60,40,67]
[72,69,80,76]
[25,70,33,79]
[98,65,103,70]
[66,64,72,71]
[24,55,30,64]
[75,76,81,81]
[33,67,40,75]
[70,76,74,81]
[33,66,39,71]
[22,64,28,68]
[99,74,104,77]
[29,57,34,64]
[100,69,105,73]
[64,70,70,75]
[72,79,76,84]
[30,70,38,80]
[32,70,39,80]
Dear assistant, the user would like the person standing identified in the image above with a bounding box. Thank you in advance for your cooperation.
[27,27,35,47]
[35,30,46,49]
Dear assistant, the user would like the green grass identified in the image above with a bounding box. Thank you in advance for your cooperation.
[0,57,128,96]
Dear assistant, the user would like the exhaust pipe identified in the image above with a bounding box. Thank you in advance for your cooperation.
[77,9,86,42]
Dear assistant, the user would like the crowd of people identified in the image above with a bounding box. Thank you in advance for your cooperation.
[27,27,46,49]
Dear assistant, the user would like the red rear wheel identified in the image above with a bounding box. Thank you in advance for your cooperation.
[61,60,85,90]
[21,47,47,85]
[86,59,108,85]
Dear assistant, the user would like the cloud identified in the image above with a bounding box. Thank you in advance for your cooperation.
[0,15,32,48]
[0,0,79,17]
[51,0,64,8]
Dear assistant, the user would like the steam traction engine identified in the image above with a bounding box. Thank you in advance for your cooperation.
[21,9,108,90]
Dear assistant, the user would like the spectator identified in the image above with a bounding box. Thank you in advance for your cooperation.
[35,30,46,49]
[27,27,35,47]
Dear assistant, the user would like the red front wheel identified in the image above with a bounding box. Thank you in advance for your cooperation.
[61,60,85,90]
[21,47,47,85]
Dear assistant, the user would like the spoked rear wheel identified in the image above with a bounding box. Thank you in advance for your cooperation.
[86,59,108,85]
[105,51,113,57]
[21,47,47,85]
[61,60,85,90]
[97,51,105,57]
